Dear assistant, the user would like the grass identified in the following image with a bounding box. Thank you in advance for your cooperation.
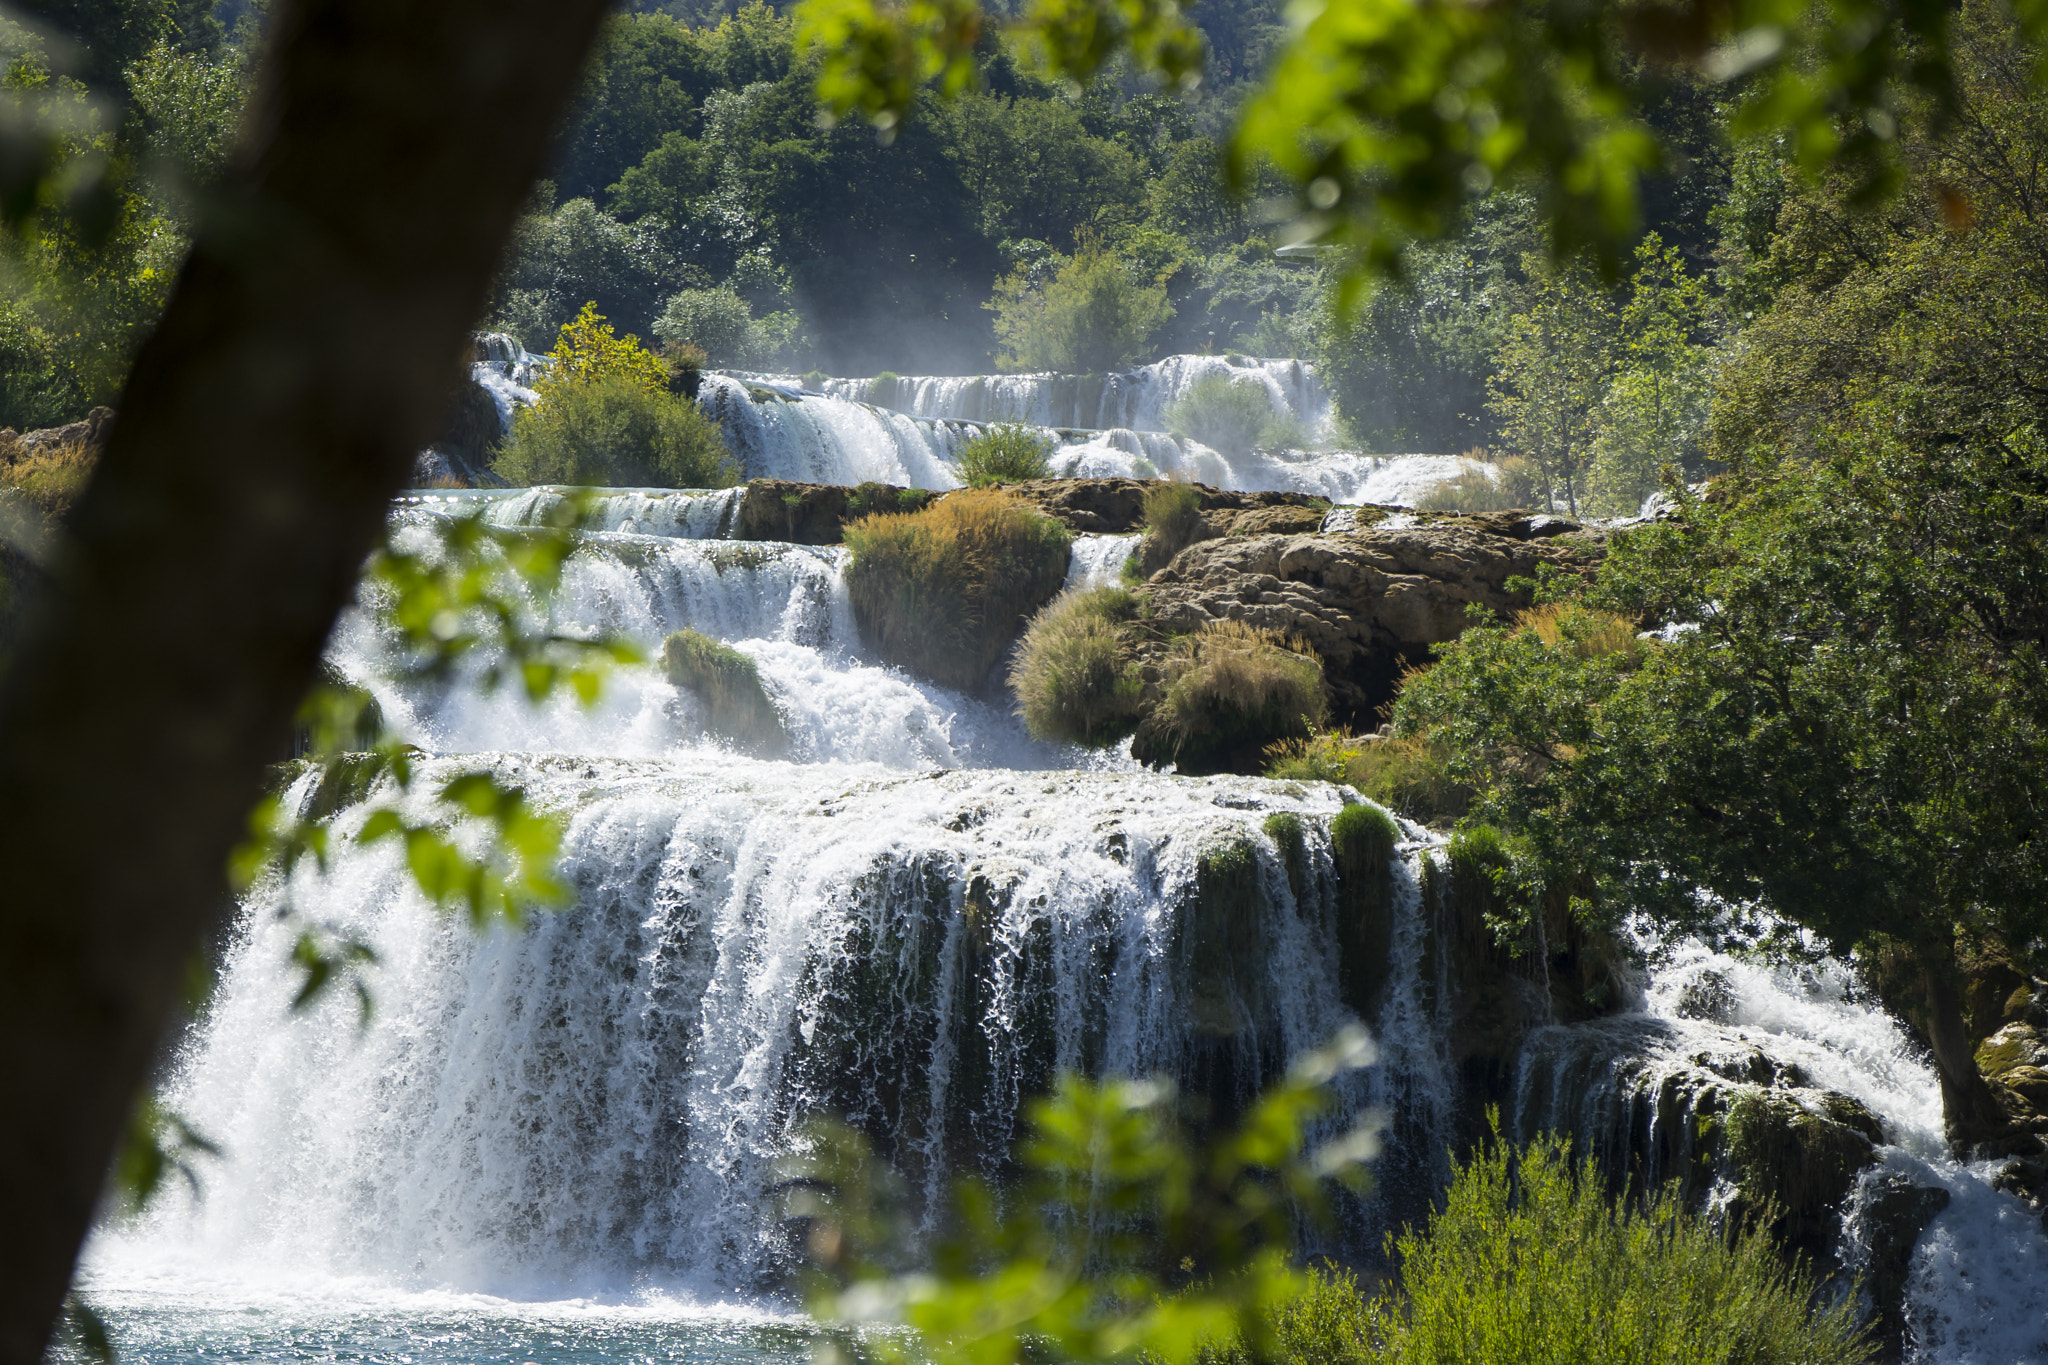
[661,629,788,756]
[1010,586,1146,746]
[1414,453,1542,513]
[956,424,1054,486]
[1137,480,1207,574]
[1517,602,1642,660]
[1330,802,1399,879]
[1163,373,1292,458]
[844,487,1072,690]
[1192,1127,1872,1365]
[1143,619,1327,773]
[1264,731,1472,826]
[0,432,96,526]
[495,375,738,488]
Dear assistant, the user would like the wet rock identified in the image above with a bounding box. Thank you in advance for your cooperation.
[1853,1175,1952,1359]
[735,479,936,544]
[1675,969,1737,1022]
[985,478,1327,535]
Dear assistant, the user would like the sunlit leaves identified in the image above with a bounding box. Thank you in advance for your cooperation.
[110,1094,220,1217]
[1019,0,1204,93]
[800,0,985,136]
[789,1026,1380,1365]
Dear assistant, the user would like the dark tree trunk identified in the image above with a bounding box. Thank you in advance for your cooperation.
[0,0,610,1358]
[1923,959,2013,1155]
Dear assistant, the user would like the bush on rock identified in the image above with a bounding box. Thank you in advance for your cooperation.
[957,424,1054,486]
[1010,586,1146,746]
[1133,619,1327,775]
[843,488,1072,690]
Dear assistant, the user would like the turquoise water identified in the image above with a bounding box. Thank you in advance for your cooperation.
[55,1286,818,1365]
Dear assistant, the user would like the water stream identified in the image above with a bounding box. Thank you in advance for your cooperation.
[68,368,2048,1363]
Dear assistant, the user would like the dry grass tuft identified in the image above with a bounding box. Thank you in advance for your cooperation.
[0,435,97,525]
[1140,619,1326,772]
[844,487,1072,690]
[1009,586,1145,746]
[1516,602,1641,659]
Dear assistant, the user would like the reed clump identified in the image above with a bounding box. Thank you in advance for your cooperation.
[0,432,96,525]
[956,424,1054,486]
[1136,619,1327,774]
[1010,586,1145,746]
[1264,731,1471,826]
[843,487,1072,690]
[662,628,787,756]
[1134,480,1209,575]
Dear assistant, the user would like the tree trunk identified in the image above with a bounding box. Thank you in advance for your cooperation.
[1923,958,2013,1155]
[0,0,611,1358]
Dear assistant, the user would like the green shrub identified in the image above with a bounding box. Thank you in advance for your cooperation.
[1138,480,1208,573]
[494,375,738,488]
[957,424,1055,486]
[1414,454,1543,512]
[1189,1265,1379,1365]
[652,286,762,367]
[1164,373,1295,458]
[1265,731,1472,826]
[989,236,1175,372]
[1330,801,1399,879]
[1375,1124,1872,1365]
[844,487,1073,690]
[1010,586,1145,746]
[1137,620,1327,773]
[0,434,96,525]
[661,629,787,756]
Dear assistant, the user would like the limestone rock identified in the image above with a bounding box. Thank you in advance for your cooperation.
[984,478,1327,535]
[1140,525,1601,723]
[735,479,935,544]
[3,405,115,456]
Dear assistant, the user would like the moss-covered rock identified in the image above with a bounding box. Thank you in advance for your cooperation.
[844,488,1072,691]
[735,478,937,544]
[1726,1089,1882,1257]
[662,628,788,756]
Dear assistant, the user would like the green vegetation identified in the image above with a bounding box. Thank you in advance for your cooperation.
[1329,802,1398,879]
[1140,620,1327,774]
[1164,373,1291,458]
[661,629,787,756]
[0,430,97,528]
[1413,456,1540,514]
[955,424,1053,486]
[1138,480,1207,573]
[989,233,1176,373]
[651,286,800,369]
[1009,586,1145,746]
[496,306,737,487]
[1264,731,1469,826]
[843,487,1071,690]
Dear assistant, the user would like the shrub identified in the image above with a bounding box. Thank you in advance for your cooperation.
[989,235,1174,372]
[663,341,709,397]
[1517,602,1641,660]
[1189,1265,1379,1365]
[1010,586,1145,746]
[541,301,670,394]
[1137,480,1208,574]
[1136,620,1327,773]
[1373,1123,1872,1365]
[652,287,756,367]
[1164,373,1293,458]
[957,424,1055,486]
[662,629,787,756]
[843,488,1073,690]
[495,375,738,488]
[1330,801,1399,879]
[1264,731,1471,825]
[0,435,96,526]
[1414,454,1543,512]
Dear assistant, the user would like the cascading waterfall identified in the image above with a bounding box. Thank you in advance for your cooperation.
[79,442,2043,1362]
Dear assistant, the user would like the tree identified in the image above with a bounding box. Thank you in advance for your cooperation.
[1487,260,1615,516]
[1583,234,1716,516]
[1392,419,2048,1152]
[988,232,1172,371]
[0,0,615,1358]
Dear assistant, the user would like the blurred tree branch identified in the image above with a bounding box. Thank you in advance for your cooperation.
[0,0,612,1357]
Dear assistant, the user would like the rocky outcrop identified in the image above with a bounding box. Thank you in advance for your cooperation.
[1140,522,1604,725]
[735,479,937,544]
[983,478,1327,535]
[0,405,115,456]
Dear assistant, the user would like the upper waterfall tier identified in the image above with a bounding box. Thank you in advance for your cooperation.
[794,355,1332,440]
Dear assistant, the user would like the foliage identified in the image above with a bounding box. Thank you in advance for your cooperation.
[653,285,800,368]
[1264,731,1469,826]
[1010,585,1145,745]
[1360,1122,1871,1365]
[487,197,678,350]
[1329,801,1397,875]
[1584,236,1717,516]
[1487,260,1616,517]
[662,627,787,755]
[1146,620,1327,771]
[989,234,1174,372]
[497,375,737,488]
[1164,372,1288,458]
[1413,455,1540,513]
[789,1028,1381,1365]
[1186,1266,1377,1365]
[1140,479,1204,562]
[537,300,671,394]
[0,431,97,525]
[124,40,246,207]
[843,487,1072,690]
[1393,423,2048,1140]
[955,422,1053,485]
